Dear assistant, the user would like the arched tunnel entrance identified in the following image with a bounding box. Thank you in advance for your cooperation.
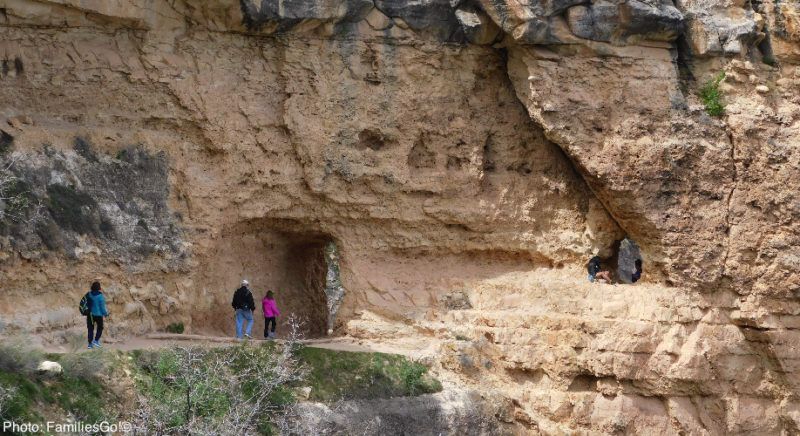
[195,226,345,339]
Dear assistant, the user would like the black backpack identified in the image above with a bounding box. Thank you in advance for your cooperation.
[79,292,91,316]
[587,256,602,275]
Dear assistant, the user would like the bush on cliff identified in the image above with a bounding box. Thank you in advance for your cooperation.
[700,72,726,117]
[298,347,442,402]
[130,321,307,434]
[0,341,115,430]
[165,322,185,334]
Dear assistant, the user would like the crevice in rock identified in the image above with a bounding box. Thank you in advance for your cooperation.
[719,126,737,284]
[674,34,696,98]
[408,134,437,169]
[554,140,628,237]
[734,323,792,392]
[493,44,631,252]
[567,373,599,391]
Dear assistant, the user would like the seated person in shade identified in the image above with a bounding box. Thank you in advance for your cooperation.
[587,256,612,283]
[631,259,643,283]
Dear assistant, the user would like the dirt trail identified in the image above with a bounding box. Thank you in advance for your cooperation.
[42,334,402,355]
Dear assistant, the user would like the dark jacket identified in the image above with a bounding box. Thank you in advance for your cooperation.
[89,290,109,317]
[232,286,255,311]
[587,256,602,276]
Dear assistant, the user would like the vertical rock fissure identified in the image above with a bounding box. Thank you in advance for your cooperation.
[494,44,630,242]
[720,127,738,283]
[548,132,630,239]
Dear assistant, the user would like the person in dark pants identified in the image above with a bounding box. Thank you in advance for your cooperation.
[87,281,109,349]
[262,290,280,339]
[632,259,643,283]
[232,279,256,339]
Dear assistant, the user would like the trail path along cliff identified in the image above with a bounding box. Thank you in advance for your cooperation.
[42,333,429,357]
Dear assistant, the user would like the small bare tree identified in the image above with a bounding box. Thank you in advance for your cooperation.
[0,157,42,224]
[131,316,308,435]
[0,384,17,419]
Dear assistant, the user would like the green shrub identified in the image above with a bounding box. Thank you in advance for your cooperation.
[297,347,442,402]
[0,373,39,424]
[131,344,297,433]
[166,322,185,334]
[699,72,726,117]
[398,360,442,396]
[0,339,44,375]
[60,350,108,381]
[0,366,111,428]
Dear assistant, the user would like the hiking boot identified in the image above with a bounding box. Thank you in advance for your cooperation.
[92,340,102,348]
[87,343,94,349]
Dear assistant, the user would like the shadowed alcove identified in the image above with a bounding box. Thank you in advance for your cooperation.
[196,222,341,339]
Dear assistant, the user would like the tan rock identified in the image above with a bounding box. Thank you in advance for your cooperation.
[1,1,799,433]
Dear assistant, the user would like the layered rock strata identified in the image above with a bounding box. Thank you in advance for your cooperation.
[1,0,799,433]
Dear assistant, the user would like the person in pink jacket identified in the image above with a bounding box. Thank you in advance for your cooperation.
[262,290,280,339]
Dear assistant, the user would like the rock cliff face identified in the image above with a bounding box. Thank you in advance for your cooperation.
[1,0,799,433]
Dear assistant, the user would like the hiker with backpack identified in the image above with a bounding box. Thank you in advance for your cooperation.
[587,256,612,283]
[262,290,280,339]
[80,281,108,349]
[232,279,256,339]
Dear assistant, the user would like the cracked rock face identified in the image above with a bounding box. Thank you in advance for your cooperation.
[1,142,184,265]
[1,0,800,433]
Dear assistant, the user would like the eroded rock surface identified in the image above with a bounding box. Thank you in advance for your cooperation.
[1,0,799,433]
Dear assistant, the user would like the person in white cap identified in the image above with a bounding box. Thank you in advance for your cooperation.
[231,279,255,339]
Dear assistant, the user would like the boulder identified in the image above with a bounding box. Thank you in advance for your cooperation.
[619,0,684,41]
[37,360,63,375]
[295,386,312,399]
[240,0,374,31]
[566,0,684,43]
[566,5,594,40]
[455,6,502,45]
[511,16,562,43]
[374,0,464,41]
[675,0,764,56]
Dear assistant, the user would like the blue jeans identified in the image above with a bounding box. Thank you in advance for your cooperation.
[235,309,254,338]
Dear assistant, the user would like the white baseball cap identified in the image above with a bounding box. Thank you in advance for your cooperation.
[242,279,249,286]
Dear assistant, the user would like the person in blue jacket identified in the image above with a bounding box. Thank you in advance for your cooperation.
[87,281,109,349]
[631,259,643,283]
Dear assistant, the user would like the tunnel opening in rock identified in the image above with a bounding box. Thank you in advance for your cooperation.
[280,234,330,337]
[198,227,344,339]
[617,237,642,284]
[324,240,346,333]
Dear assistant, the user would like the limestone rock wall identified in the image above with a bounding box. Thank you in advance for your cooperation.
[0,0,619,338]
[1,0,799,433]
